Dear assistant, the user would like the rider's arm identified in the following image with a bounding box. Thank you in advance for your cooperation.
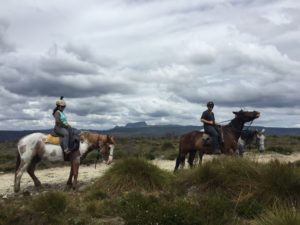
[200,118,214,125]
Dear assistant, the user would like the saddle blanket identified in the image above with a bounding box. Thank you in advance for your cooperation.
[43,134,60,145]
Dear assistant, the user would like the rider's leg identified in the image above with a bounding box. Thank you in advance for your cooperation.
[54,127,70,154]
[205,126,221,154]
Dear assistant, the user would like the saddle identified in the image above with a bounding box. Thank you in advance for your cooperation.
[43,133,60,145]
[202,133,212,146]
[201,132,224,146]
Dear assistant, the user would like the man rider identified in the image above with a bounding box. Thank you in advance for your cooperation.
[200,101,221,154]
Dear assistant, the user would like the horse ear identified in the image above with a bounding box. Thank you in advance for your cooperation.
[233,111,238,115]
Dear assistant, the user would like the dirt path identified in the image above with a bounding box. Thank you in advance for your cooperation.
[1,152,300,198]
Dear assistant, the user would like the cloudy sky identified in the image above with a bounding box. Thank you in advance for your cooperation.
[0,0,299,130]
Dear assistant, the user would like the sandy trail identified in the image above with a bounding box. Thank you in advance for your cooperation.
[1,152,300,198]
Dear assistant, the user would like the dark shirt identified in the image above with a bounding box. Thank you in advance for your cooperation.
[201,110,215,128]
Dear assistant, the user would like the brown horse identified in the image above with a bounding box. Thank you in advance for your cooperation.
[174,110,260,172]
[14,131,115,192]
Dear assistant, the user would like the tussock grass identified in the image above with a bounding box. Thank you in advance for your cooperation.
[254,207,300,225]
[257,160,300,205]
[88,158,172,195]
[175,157,261,198]
[116,193,203,225]
[175,157,300,207]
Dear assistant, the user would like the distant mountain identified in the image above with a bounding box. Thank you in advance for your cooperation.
[0,124,300,142]
[124,121,148,128]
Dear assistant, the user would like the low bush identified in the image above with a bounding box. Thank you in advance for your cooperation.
[266,146,293,155]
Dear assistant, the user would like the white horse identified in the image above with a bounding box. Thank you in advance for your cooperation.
[237,128,266,155]
[14,131,115,193]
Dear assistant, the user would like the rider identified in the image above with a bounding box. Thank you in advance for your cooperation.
[200,101,221,154]
[52,96,71,154]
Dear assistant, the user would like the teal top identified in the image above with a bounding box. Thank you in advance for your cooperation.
[59,111,68,125]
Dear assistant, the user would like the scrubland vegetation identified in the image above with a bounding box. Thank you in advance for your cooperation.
[0,135,300,225]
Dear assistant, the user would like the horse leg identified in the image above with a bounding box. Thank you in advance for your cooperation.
[71,156,80,190]
[67,163,73,188]
[14,160,30,193]
[174,153,186,172]
[188,150,196,168]
[198,151,203,165]
[27,160,42,188]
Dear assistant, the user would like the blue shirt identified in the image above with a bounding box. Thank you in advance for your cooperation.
[201,110,215,128]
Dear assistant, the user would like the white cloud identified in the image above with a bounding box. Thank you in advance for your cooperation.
[0,0,299,130]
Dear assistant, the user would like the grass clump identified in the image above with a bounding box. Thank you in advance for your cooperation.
[175,157,261,198]
[257,160,300,205]
[267,146,293,155]
[29,191,68,224]
[254,208,300,225]
[31,191,68,215]
[197,193,234,225]
[116,193,203,225]
[88,157,172,195]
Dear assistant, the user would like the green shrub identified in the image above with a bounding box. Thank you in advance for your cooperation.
[144,152,155,160]
[88,158,172,194]
[197,193,234,225]
[161,141,174,150]
[29,191,69,224]
[0,202,20,225]
[236,198,264,219]
[266,146,293,155]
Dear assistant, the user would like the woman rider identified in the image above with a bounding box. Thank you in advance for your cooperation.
[53,96,71,154]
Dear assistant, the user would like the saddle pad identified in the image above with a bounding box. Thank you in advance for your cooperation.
[44,134,60,145]
[202,133,209,140]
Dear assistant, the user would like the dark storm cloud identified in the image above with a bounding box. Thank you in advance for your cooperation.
[2,73,134,98]
[147,110,170,117]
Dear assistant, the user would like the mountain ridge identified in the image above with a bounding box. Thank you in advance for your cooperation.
[0,123,300,142]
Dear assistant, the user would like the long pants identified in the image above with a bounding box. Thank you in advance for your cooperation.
[204,125,220,151]
[54,126,69,150]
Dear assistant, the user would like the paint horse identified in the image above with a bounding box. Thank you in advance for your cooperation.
[238,128,266,155]
[174,110,260,172]
[14,131,115,193]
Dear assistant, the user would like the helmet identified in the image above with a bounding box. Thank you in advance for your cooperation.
[207,101,214,108]
[56,96,66,107]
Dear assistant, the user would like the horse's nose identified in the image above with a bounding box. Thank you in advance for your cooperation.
[256,112,260,118]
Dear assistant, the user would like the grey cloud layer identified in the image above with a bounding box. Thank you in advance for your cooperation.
[0,0,299,129]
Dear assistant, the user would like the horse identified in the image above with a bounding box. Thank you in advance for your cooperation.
[174,110,260,172]
[237,128,266,155]
[14,131,115,193]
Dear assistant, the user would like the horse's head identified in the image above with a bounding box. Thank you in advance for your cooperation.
[79,131,116,163]
[233,110,260,123]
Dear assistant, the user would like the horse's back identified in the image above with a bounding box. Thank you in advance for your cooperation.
[18,133,45,144]
[17,133,46,157]
[180,130,204,151]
